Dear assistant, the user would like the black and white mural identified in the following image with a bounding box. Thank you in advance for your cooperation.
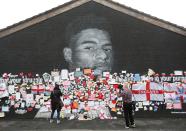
[0,1,185,74]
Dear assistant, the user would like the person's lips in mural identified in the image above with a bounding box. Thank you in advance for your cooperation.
[94,63,109,71]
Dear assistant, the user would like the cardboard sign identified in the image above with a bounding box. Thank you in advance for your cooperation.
[21,102,26,108]
[69,72,75,80]
[40,99,44,104]
[8,85,15,94]
[26,94,34,103]
[138,102,143,108]
[16,92,21,100]
[61,69,69,80]
[174,70,183,76]
[173,103,182,109]
[10,100,15,106]
[53,76,60,83]
[103,72,110,78]
[2,106,9,112]
[42,73,51,82]
[76,68,81,71]
[133,74,141,82]
[166,103,173,109]
[51,70,60,77]
[0,83,9,98]
[74,71,83,77]
[62,80,71,86]
[94,69,102,75]
[83,69,92,75]
[143,101,150,106]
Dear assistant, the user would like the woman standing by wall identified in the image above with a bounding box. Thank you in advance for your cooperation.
[50,83,63,124]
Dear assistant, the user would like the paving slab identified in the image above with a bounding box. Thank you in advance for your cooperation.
[0,118,186,131]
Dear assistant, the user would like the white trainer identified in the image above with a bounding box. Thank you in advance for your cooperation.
[49,119,54,123]
[57,120,61,124]
[131,124,136,128]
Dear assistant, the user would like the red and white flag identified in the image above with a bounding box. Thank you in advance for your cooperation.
[150,82,164,101]
[132,82,146,101]
[164,83,186,103]
[132,81,164,101]
[31,84,45,94]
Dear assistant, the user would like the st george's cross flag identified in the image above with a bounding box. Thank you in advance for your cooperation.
[132,81,164,101]
[164,82,186,103]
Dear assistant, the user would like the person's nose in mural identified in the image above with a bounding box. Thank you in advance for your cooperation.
[63,14,113,72]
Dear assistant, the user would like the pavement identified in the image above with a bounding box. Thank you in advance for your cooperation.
[0,117,186,131]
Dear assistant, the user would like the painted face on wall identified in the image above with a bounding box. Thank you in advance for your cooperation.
[63,28,113,72]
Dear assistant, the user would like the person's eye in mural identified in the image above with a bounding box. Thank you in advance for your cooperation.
[63,14,113,72]
[103,45,112,53]
[84,46,94,51]
[80,43,96,51]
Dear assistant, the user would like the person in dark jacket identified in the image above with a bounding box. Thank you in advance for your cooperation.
[50,83,63,124]
[119,84,136,129]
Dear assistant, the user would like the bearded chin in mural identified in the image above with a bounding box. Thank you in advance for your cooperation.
[63,14,114,72]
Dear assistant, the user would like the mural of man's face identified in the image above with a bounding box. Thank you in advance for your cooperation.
[63,28,113,72]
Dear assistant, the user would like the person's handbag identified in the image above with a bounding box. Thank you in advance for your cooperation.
[60,100,64,107]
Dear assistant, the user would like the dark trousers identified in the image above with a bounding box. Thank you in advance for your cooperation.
[50,107,61,120]
[123,102,134,127]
